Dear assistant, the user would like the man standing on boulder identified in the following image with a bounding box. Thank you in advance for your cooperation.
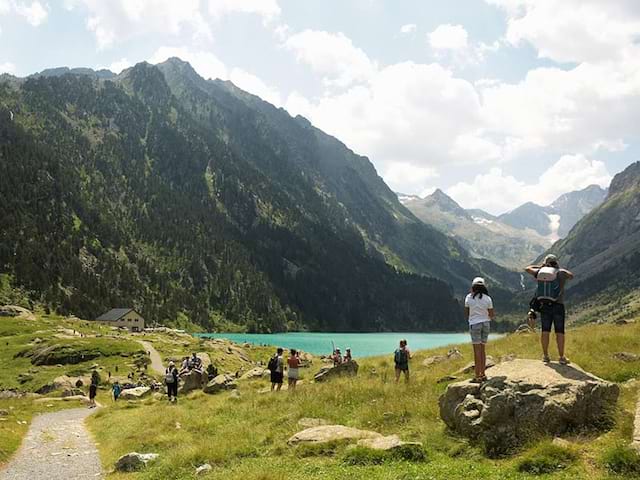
[525,254,574,365]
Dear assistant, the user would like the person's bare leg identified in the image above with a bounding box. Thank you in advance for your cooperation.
[395,368,401,384]
[404,370,410,384]
[556,333,565,359]
[541,332,550,359]
[473,344,483,378]
[480,344,486,377]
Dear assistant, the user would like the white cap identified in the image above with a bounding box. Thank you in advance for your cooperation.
[472,277,486,286]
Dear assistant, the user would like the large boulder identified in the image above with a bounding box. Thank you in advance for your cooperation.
[120,387,151,400]
[439,359,620,456]
[179,370,207,394]
[314,361,359,383]
[203,374,237,394]
[455,356,497,375]
[288,425,382,445]
[35,375,90,394]
[115,452,159,472]
[240,367,266,380]
[357,435,424,455]
[0,305,35,321]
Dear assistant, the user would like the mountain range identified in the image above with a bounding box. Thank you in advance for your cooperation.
[0,59,520,333]
[399,185,606,270]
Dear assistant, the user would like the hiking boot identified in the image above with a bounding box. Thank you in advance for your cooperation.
[543,355,551,364]
[559,357,570,365]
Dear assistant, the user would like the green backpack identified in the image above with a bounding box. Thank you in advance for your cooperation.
[394,349,408,365]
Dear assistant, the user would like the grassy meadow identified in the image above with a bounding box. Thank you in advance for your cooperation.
[2,311,640,478]
[86,321,640,480]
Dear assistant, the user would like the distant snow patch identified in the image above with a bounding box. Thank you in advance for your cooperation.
[547,214,561,243]
[472,216,493,226]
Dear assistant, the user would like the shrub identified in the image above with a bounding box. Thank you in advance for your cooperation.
[342,447,388,465]
[516,442,578,475]
[601,444,640,475]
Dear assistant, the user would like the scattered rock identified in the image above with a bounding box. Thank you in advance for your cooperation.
[36,375,90,395]
[195,464,213,475]
[0,305,35,321]
[613,352,639,362]
[552,437,572,448]
[120,387,151,400]
[17,373,33,384]
[455,356,496,375]
[447,348,463,360]
[614,319,630,325]
[514,324,535,334]
[422,355,446,367]
[357,435,423,454]
[203,374,237,394]
[436,375,457,384]
[0,409,8,417]
[314,361,359,383]
[298,418,329,428]
[439,359,620,456]
[240,367,266,380]
[288,425,382,445]
[115,452,159,472]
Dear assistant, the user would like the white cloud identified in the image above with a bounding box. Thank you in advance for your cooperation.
[400,23,417,35]
[383,162,438,193]
[208,0,280,22]
[284,30,377,88]
[486,0,640,64]
[0,0,48,26]
[428,24,468,50]
[0,61,16,74]
[149,46,282,106]
[447,155,612,215]
[104,58,133,74]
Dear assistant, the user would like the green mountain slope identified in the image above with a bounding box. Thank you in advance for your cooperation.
[548,162,640,304]
[0,59,518,332]
[403,189,549,269]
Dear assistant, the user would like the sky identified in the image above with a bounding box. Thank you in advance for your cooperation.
[1,0,639,215]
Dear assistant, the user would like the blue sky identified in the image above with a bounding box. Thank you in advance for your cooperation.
[1,0,639,214]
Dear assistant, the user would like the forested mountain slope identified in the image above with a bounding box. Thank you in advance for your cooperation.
[0,59,518,332]
[549,162,640,303]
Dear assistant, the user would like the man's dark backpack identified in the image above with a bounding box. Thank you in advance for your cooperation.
[267,355,279,372]
[394,349,408,365]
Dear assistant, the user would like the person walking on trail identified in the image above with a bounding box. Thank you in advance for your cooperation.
[287,349,301,391]
[465,277,495,383]
[165,361,179,403]
[88,377,98,409]
[112,381,122,402]
[394,339,412,384]
[525,254,574,365]
[269,348,285,391]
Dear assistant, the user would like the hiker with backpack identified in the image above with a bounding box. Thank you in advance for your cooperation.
[526,254,574,365]
[268,348,285,391]
[165,361,179,402]
[394,339,412,383]
[465,277,495,383]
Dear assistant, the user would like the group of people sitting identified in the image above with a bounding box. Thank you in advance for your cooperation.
[330,347,353,366]
[179,352,203,374]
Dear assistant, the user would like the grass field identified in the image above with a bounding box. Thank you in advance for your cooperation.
[85,321,640,479]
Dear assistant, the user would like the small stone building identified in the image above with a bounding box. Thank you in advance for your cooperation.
[95,308,145,332]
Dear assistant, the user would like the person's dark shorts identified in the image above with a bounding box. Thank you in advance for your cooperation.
[395,363,409,372]
[89,384,97,399]
[271,371,284,384]
[540,302,565,334]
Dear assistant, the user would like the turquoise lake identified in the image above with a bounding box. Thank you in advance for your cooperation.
[196,332,481,358]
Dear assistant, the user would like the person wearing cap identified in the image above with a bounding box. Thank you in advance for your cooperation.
[343,348,353,363]
[332,348,343,366]
[464,277,495,383]
[525,254,574,364]
[165,360,179,402]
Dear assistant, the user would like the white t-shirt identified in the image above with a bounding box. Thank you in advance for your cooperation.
[464,293,493,325]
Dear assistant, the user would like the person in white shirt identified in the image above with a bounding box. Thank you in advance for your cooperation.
[464,277,495,383]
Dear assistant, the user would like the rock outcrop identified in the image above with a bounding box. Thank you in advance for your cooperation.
[115,452,159,472]
[0,305,36,321]
[240,367,266,380]
[357,435,423,454]
[203,374,237,394]
[120,387,151,400]
[439,359,619,456]
[179,370,207,394]
[288,425,381,445]
[314,361,359,382]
